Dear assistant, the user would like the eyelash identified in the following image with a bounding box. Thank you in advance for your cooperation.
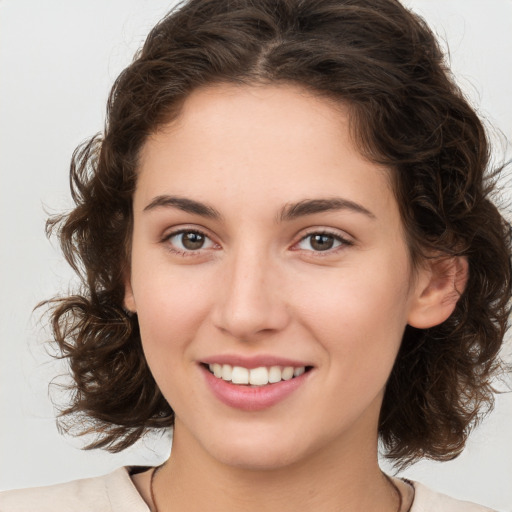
[162,229,218,257]
[294,230,354,255]
[161,228,353,257]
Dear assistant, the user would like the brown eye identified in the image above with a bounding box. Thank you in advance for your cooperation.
[296,232,349,252]
[310,234,335,251]
[181,232,205,250]
[167,230,216,253]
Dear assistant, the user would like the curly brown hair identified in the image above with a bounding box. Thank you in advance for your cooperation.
[46,0,511,466]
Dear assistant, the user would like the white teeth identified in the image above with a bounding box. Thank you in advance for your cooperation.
[293,367,305,377]
[231,366,249,384]
[268,366,282,383]
[249,366,269,386]
[207,364,307,385]
[212,363,222,378]
[281,366,294,380]
[221,364,233,381]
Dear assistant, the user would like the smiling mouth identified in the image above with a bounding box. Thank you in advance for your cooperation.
[203,363,313,386]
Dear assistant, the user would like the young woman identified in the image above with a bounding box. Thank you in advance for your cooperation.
[1,0,510,510]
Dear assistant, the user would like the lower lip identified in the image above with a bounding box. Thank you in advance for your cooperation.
[201,365,311,411]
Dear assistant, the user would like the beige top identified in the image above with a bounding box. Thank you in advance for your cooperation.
[0,467,496,512]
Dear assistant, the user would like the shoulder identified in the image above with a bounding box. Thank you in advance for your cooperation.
[0,467,150,512]
[409,480,496,512]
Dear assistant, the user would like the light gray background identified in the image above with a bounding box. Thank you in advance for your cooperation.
[1,1,511,510]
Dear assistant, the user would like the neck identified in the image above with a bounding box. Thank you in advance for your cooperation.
[151,423,399,512]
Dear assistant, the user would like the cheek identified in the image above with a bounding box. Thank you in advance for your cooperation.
[295,257,411,376]
[300,259,409,325]
[131,261,214,364]
[133,269,215,412]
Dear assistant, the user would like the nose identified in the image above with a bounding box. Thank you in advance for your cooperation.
[211,248,290,342]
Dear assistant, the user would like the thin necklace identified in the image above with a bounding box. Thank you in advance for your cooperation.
[150,467,406,512]
[150,466,161,512]
[385,473,404,512]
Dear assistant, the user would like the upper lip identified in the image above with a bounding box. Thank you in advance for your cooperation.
[200,354,312,369]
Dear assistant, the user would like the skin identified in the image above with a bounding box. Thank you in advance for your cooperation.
[125,84,466,512]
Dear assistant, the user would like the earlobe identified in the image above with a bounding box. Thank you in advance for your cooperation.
[124,277,137,314]
[407,256,468,329]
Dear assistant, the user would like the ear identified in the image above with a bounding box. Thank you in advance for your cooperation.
[407,256,468,329]
[123,274,137,314]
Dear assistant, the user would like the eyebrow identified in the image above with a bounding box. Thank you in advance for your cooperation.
[143,195,222,219]
[278,198,376,222]
[143,195,375,222]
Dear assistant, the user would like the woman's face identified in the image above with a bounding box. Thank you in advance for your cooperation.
[125,84,429,470]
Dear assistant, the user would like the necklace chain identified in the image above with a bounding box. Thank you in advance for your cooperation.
[150,467,407,512]
[150,466,160,512]
[385,473,404,512]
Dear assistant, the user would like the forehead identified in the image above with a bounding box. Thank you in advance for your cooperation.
[142,83,353,164]
[136,83,397,221]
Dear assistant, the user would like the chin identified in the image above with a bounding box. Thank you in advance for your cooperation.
[212,444,301,471]
[197,425,307,471]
